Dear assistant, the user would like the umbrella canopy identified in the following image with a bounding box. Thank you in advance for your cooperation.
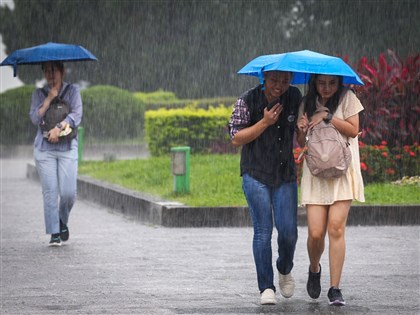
[0,42,98,77]
[238,50,364,85]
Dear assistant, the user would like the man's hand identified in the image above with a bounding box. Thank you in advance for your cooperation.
[263,103,283,125]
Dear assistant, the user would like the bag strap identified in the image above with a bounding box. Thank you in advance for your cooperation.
[40,88,48,97]
[59,84,72,99]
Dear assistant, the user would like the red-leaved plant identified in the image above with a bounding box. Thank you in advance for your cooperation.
[353,50,420,147]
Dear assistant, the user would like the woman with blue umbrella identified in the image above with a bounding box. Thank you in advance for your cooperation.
[296,74,365,306]
[29,61,83,246]
[2,42,96,246]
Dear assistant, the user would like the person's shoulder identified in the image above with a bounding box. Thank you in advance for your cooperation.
[238,85,262,107]
[287,85,303,103]
[341,87,360,102]
[288,85,302,95]
[64,82,80,91]
[33,85,47,97]
[340,87,364,112]
[239,85,261,99]
[63,82,81,97]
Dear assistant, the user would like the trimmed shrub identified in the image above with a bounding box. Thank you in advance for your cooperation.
[145,106,236,156]
[81,85,145,143]
[0,85,36,145]
[134,89,179,104]
[143,97,236,111]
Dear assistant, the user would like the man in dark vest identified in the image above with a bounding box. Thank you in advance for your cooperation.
[228,71,302,305]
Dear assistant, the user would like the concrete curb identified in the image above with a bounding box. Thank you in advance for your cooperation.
[26,163,419,227]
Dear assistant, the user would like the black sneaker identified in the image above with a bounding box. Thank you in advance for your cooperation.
[49,233,62,247]
[307,264,321,299]
[328,286,345,306]
[60,220,69,242]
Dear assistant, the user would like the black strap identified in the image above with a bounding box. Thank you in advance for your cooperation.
[59,84,72,99]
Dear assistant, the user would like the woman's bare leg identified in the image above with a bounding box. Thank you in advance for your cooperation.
[306,205,328,273]
[327,200,351,287]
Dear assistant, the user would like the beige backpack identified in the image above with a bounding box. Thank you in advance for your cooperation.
[304,115,352,178]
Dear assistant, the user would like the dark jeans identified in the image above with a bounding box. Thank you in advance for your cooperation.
[242,173,298,293]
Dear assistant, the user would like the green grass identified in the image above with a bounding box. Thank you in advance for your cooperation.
[356,183,420,205]
[79,154,420,207]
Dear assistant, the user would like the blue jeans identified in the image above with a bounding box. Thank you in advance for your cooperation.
[34,146,78,235]
[242,173,298,293]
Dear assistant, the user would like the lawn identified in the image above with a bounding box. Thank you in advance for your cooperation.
[79,154,420,207]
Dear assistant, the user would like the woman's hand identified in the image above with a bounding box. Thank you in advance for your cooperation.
[47,127,61,143]
[297,113,309,134]
[38,87,59,118]
[308,111,328,129]
[48,85,59,99]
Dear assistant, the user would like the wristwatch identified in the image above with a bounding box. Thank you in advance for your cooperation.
[56,123,64,130]
[324,112,333,123]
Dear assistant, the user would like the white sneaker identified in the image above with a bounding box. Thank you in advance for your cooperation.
[260,288,277,305]
[279,272,295,298]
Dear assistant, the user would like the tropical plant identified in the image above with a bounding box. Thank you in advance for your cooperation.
[354,50,420,147]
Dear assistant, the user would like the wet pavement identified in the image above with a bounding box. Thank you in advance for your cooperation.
[1,158,419,315]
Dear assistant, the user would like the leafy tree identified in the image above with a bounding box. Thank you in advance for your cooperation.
[1,0,419,98]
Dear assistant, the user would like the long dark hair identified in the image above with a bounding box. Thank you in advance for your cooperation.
[304,74,348,118]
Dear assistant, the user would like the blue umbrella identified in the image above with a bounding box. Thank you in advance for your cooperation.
[238,49,364,85]
[0,42,98,77]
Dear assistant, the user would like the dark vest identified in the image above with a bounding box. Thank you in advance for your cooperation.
[239,85,302,186]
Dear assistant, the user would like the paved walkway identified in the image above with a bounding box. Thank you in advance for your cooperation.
[1,158,419,315]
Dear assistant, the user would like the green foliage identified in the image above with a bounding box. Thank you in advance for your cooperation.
[145,106,236,156]
[81,85,145,143]
[354,50,420,146]
[79,154,420,207]
[359,142,419,183]
[143,97,237,111]
[133,89,179,104]
[294,141,419,185]
[79,154,245,207]
[357,182,420,205]
[0,85,36,145]
[2,0,418,98]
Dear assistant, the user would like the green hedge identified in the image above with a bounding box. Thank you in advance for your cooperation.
[145,106,236,156]
[141,96,237,111]
[80,85,145,143]
[0,85,36,145]
[0,85,146,145]
[133,89,178,104]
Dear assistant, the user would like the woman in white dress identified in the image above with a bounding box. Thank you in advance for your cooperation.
[296,74,365,306]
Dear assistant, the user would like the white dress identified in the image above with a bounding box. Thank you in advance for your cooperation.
[299,90,365,206]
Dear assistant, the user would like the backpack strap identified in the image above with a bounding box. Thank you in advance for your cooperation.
[59,84,72,99]
[40,88,48,97]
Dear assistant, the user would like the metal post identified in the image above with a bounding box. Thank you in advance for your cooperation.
[78,126,84,162]
[170,146,190,193]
